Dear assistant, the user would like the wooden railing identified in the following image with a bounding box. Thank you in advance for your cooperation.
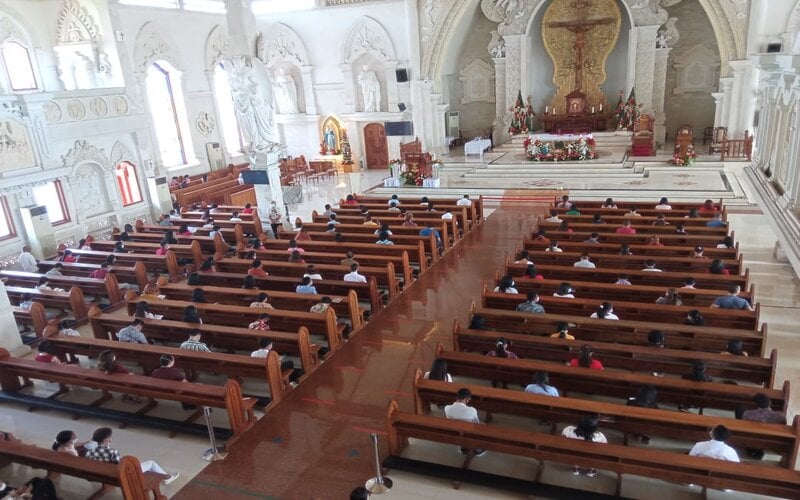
[721,131,753,161]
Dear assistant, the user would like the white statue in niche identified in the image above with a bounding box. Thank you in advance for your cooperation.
[228,56,280,152]
[272,68,299,114]
[72,172,110,216]
[357,65,381,113]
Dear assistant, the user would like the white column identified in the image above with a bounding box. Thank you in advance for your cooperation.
[504,34,523,117]
[632,25,660,114]
[712,92,725,126]
[728,60,756,137]
[719,77,734,128]
[300,66,317,115]
[652,47,671,144]
[493,56,508,145]
[0,283,29,356]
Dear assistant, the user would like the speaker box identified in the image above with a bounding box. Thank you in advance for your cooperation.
[766,43,782,53]
[395,68,409,83]
[398,103,407,112]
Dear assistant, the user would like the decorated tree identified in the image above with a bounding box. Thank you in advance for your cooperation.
[508,91,534,135]
[615,88,641,131]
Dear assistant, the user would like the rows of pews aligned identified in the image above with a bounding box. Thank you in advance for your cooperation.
[1,192,482,498]
[385,198,800,498]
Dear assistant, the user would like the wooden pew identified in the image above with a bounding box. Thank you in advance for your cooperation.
[471,307,766,355]
[524,239,739,259]
[12,302,48,338]
[413,375,797,466]
[6,286,88,320]
[167,217,262,239]
[62,249,181,279]
[44,333,289,405]
[92,240,204,267]
[494,276,754,307]
[556,214,722,227]
[352,195,484,226]
[0,270,122,304]
[540,230,732,248]
[520,249,743,274]
[552,198,722,211]
[342,202,478,231]
[300,220,453,252]
[262,238,428,273]
[123,298,343,352]
[0,348,256,440]
[214,258,400,299]
[452,321,775,387]
[540,220,729,237]
[433,346,788,414]
[86,309,320,373]
[296,224,440,264]
[0,440,164,500]
[156,283,365,329]
[36,261,148,290]
[131,224,229,255]
[482,287,759,331]
[324,207,464,238]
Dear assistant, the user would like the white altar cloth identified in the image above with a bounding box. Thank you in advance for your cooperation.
[464,138,492,157]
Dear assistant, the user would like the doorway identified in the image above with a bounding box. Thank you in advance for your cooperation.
[364,123,388,169]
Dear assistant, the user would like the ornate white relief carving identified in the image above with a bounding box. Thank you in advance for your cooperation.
[205,24,228,70]
[459,59,496,104]
[133,22,179,72]
[43,102,62,124]
[61,139,108,169]
[56,0,100,44]
[342,16,396,63]
[626,0,670,26]
[195,111,216,137]
[481,0,528,25]
[66,99,86,120]
[659,17,679,48]
[89,97,108,118]
[421,0,442,43]
[69,163,111,217]
[0,13,29,43]
[0,118,35,171]
[110,141,135,166]
[488,30,506,58]
[112,95,129,115]
[673,44,721,94]
[257,24,310,67]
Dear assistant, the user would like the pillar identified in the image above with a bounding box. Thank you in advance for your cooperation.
[727,60,756,137]
[300,66,317,115]
[384,61,400,113]
[652,46,671,144]
[340,64,357,113]
[631,25,660,114]
[493,56,508,145]
[411,80,447,154]
[711,92,724,126]
[0,283,29,356]
[503,34,524,119]
[719,77,734,129]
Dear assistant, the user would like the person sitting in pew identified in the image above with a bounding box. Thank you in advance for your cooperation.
[655,197,672,210]
[590,302,618,320]
[614,274,632,286]
[624,208,641,217]
[182,305,203,325]
[601,198,618,209]
[424,358,453,383]
[561,414,607,476]
[340,251,359,268]
[573,253,596,269]
[642,259,662,272]
[708,259,730,275]
[544,210,562,223]
[375,231,394,245]
[553,282,575,298]
[36,276,63,292]
[674,223,688,234]
[116,319,148,344]
[556,195,573,209]
[681,277,697,290]
[685,310,705,326]
[569,345,604,370]
[140,282,163,299]
[616,220,636,235]
[201,218,215,230]
[626,385,660,444]
[655,288,682,306]
[296,276,318,295]
[190,288,209,304]
[691,246,706,259]
[524,371,559,397]
[310,296,333,314]
[583,233,601,244]
[295,225,312,242]
[57,319,81,337]
[76,238,88,250]
[187,273,202,286]
[45,263,64,277]
[619,244,633,256]
[61,249,79,263]
[515,250,534,265]
[532,230,550,244]
[97,350,131,376]
[247,259,269,278]
[524,264,544,280]
[682,360,713,385]
[516,292,545,314]
[288,251,305,264]
[362,215,377,226]
[180,329,211,352]
[721,339,748,357]
[134,302,163,320]
[699,199,718,214]
[444,388,487,457]
[457,194,472,207]
[688,425,739,462]
[34,341,61,365]
[152,354,187,383]
[177,223,192,236]
[387,195,400,207]
[652,214,669,226]
[229,211,243,223]
[241,276,257,290]
[469,314,490,331]
[251,337,303,383]
[89,263,110,279]
[207,225,223,240]
[646,235,664,246]
[551,322,575,340]
[287,239,306,254]
[248,313,271,331]
[546,240,563,253]
[402,213,417,227]
[711,285,754,311]
[242,203,254,215]
[85,427,179,484]
[328,214,340,226]
[648,330,666,349]
[717,236,735,249]
[741,393,787,447]
[591,214,605,225]
[344,263,367,283]
[486,337,518,359]
[558,221,572,233]
[53,430,90,457]
[17,293,34,311]
[493,275,518,294]
[706,213,728,228]
[565,205,581,216]
[199,258,216,273]
[304,265,323,281]
[250,292,274,309]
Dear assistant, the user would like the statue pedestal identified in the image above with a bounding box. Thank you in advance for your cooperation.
[248,149,286,210]
[0,282,30,357]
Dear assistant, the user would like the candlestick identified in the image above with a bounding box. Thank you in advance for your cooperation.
[591,106,595,114]
[545,106,549,115]
[600,104,603,112]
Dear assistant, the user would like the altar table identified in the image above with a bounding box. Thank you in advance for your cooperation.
[464,138,492,157]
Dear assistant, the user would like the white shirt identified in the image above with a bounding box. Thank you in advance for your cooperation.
[553,293,575,298]
[590,312,619,320]
[689,440,740,462]
[493,286,518,294]
[544,216,562,223]
[573,260,596,268]
[444,402,479,423]
[457,198,472,206]
[423,371,453,383]
[441,213,454,220]
[655,204,672,210]
[304,273,323,281]
[19,252,38,272]
[642,268,663,272]
[344,271,367,283]
[545,247,563,253]
[562,426,607,443]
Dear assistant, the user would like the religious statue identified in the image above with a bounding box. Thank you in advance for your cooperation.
[357,65,381,113]
[272,68,299,114]
[323,126,337,154]
[524,97,536,132]
[228,56,280,153]
[656,30,668,48]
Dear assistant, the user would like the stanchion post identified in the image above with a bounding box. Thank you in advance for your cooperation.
[365,433,392,494]
[202,406,229,462]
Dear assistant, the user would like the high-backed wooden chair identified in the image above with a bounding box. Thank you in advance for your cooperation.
[674,124,694,159]
[630,114,655,156]
[709,126,728,155]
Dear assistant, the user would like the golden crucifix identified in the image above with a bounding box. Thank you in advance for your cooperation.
[546,0,617,91]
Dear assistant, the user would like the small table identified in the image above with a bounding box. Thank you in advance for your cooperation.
[464,138,492,157]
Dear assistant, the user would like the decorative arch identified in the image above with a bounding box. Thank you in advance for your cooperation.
[320,115,343,154]
[788,0,800,52]
[0,8,36,46]
[205,24,229,71]
[110,140,136,166]
[341,16,396,64]
[56,0,100,44]
[256,23,309,68]
[133,21,181,73]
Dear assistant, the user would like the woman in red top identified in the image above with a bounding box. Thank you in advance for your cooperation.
[35,341,61,364]
[485,338,518,359]
[241,203,254,215]
[708,259,730,275]
[177,224,193,236]
[569,345,603,370]
[699,199,718,214]
[295,226,312,242]
[61,250,78,263]
[247,259,268,277]
[344,194,359,205]
[97,350,130,374]
[155,242,169,256]
[524,264,544,280]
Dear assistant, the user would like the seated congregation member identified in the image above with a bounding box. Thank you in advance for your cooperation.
[374,223,393,237]
[250,292,274,309]
[655,288,682,306]
[546,240,563,252]
[706,212,728,228]
[150,354,196,410]
[591,214,605,225]
[457,194,472,207]
[556,195,573,209]
[619,244,633,255]
[340,251,359,268]
[444,388,486,456]
[590,302,618,320]
[741,393,787,458]
[516,292,545,314]
[688,425,740,462]
[565,205,580,216]
[155,242,169,256]
[85,427,180,484]
[375,231,394,245]
[614,274,632,286]
[691,246,706,258]
[310,296,333,314]
[514,250,534,265]
[708,259,729,275]
[717,236,735,249]
[288,250,305,263]
[652,214,669,226]
[623,208,641,217]
[654,197,672,210]
[626,385,659,444]
[97,349,130,375]
[524,264,544,279]
[116,318,148,344]
[34,341,61,364]
[721,338,748,357]
[561,414,606,476]
[681,277,697,289]
[182,305,203,324]
[180,329,211,352]
[642,259,662,272]
[57,319,81,336]
[616,220,636,234]
[402,213,417,227]
[551,322,575,340]
[583,232,600,244]
[558,221,572,232]
[493,275,518,294]
[89,262,110,279]
[248,259,269,277]
[682,360,713,382]
[295,276,318,294]
[544,210,562,223]
[486,337,518,359]
[52,430,90,457]
[675,222,688,234]
[424,358,453,382]
[569,345,603,370]
[344,263,367,283]
[134,301,163,320]
[573,253,596,269]
[251,338,303,383]
[711,285,754,310]
[646,235,663,246]
[553,282,575,298]
[601,198,617,209]
[248,313,271,331]
[685,309,705,326]
[469,314,489,331]
[45,262,64,277]
[295,225,312,242]
[524,371,559,397]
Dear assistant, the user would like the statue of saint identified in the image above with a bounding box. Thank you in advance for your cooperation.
[272,68,299,114]
[357,65,381,113]
[228,56,280,152]
[323,126,337,153]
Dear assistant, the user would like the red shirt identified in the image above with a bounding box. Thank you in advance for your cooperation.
[35,353,57,363]
[242,208,254,215]
[89,269,108,279]
[616,226,637,234]
[699,206,718,214]
[155,247,169,256]
[569,359,604,370]
[248,267,268,277]
[62,255,78,263]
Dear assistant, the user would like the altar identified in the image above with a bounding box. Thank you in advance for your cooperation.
[540,110,613,134]
[525,133,597,161]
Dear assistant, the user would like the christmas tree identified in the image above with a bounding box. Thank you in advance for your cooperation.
[615,88,640,131]
[508,90,532,135]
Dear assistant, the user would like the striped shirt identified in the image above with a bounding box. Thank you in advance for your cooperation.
[179,339,211,352]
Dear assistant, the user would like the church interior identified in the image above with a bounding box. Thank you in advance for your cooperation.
[0,0,800,498]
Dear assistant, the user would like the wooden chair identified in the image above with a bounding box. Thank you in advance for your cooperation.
[709,126,728,155]
[630,114,655,156]
[674,124,694,159]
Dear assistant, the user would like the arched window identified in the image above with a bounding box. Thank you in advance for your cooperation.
[1,41,37,91]
[115,161,143,206]
[145,61,194,167]
[213,64,244,155]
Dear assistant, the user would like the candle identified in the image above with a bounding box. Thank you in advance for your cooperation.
[592,106,595,114]
[600,104,604,112]
[545,105,549,115]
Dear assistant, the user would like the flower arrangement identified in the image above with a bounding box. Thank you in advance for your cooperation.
[400,163,426,186]
[525,135,598,162]
[670,149,698,166]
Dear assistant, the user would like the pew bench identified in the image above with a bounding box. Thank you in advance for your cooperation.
[523,239,739,259]
[12,302,48,338]
[539,230,733,248]
[1,271,123,304]
[555,213,722,227]
[296,226,441,264]
[130,225,229,255]
[299,220,453,252]
[36,261,148,290]
[540,221,729,237]
[6,286,88,320]
[519,250,743,274]
[62,249,181,279]
[92,240,204,267]
[261,238,428,273]
[352,195,484,225]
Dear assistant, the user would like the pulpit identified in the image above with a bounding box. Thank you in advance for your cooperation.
[708,127,727,155]
[674,124,694,159]
[400,136,433,178]
[541,90,612,134]
[630,114,655,157]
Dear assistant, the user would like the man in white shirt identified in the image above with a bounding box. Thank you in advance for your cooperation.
[689,425,740,462]
[343,263,367,283]
[642,259,663,272]
[441,210,454,221]
[544,210,562,223]
[444,388,486,456]
[456,195,472,207]
[573,254,596,269]
[45,263,64,277]
[18,245,38,273]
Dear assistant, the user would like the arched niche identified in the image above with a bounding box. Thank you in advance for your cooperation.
[257,24,315,115]
[133,21,182,74]
[69,162,113,218]
[320,115,343,155]
[53,0,113,90]
[340,16,399,113]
